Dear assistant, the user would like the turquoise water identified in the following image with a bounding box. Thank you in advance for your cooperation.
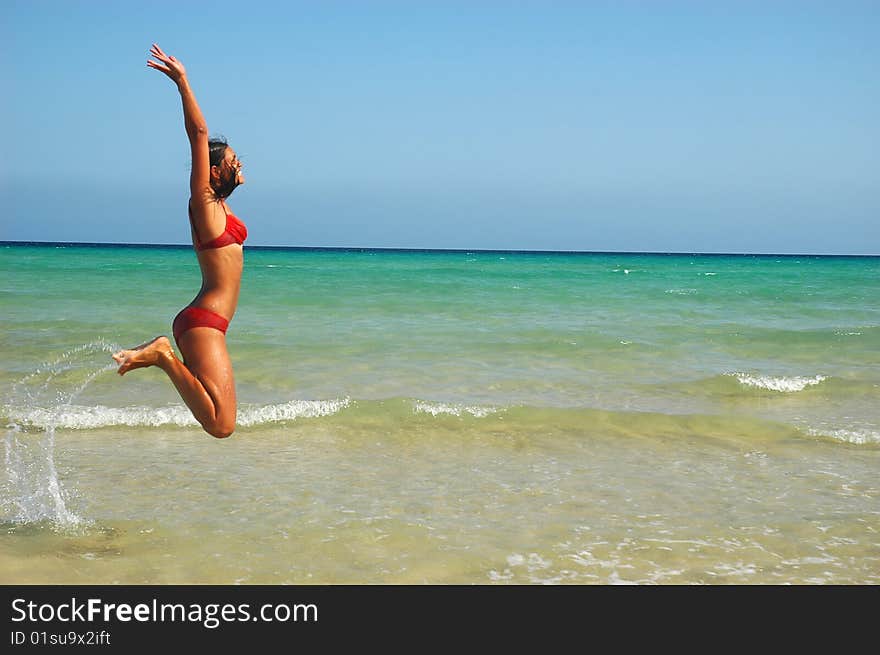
[2,243,879,583]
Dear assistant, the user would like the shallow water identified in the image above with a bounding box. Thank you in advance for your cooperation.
[2,245,879,583]
[4,410,878,584]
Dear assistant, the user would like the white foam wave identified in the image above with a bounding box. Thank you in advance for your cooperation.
[237,398,351,426]
[732,373,827,393]
[807,428,880,445]
[665,288,697,295]
[4,398,351,430]
[7,405,199,429]
[412,401,498,418]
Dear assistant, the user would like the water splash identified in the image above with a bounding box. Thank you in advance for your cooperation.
[3,340,118,529]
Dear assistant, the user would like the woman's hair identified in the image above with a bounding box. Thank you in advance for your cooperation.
[208,137,229,168]
[208,136,239,199]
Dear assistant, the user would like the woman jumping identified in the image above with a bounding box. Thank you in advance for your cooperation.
[113,44,247,438]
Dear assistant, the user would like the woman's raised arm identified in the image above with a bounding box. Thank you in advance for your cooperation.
[147,44,211,201]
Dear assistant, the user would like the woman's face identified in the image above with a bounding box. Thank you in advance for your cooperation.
[222,148,244,186]
[212,147,244,197]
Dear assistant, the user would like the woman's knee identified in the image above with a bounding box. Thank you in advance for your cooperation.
[204,415,236,439]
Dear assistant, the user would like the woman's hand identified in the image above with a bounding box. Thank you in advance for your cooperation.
[147,43,187,84]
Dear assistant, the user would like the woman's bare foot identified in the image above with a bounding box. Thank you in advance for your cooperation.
[112,336,174,375]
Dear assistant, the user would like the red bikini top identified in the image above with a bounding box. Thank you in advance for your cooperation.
[188,203,248,251]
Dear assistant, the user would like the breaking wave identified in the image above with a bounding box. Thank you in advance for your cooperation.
[730,373,827,393]
[412,401,499,418]
[4,399,352,430]
[807,427,880,446]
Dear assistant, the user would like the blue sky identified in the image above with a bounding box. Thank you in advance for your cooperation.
[3,1,878,253]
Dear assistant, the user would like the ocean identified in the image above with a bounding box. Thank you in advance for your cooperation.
[2,242,878,584]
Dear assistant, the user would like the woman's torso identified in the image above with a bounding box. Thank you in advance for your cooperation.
[188,199,246,319]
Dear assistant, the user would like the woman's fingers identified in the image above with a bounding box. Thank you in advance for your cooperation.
[147,44,185,80]
[147,59,171,74]
[150,44,171,63]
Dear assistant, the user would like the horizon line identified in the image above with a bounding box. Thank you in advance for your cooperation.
[1,240,878,258]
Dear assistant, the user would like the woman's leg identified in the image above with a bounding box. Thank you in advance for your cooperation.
[112,329,237,438]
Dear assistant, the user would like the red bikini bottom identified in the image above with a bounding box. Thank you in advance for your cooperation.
[172,306,229,344]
